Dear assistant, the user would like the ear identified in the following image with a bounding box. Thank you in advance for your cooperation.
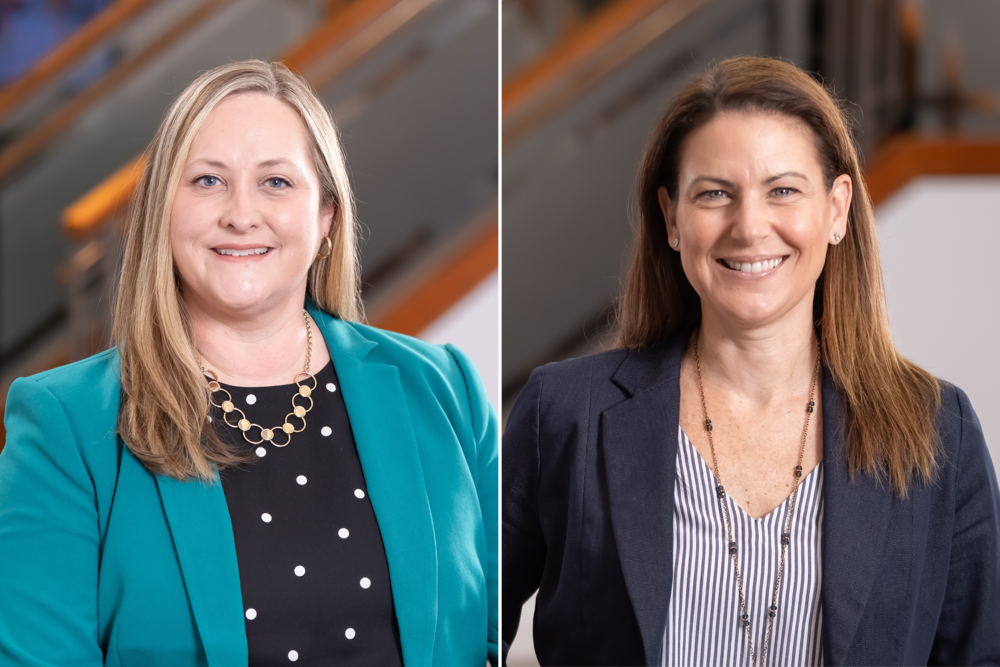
[658,186,679,250]
[829,174,852,243]
[320,202,336,237]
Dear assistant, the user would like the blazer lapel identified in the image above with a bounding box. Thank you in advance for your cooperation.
[820,369,894,665]
[600,338,685,665]
[310,308,438,667]
[155,472,246,666]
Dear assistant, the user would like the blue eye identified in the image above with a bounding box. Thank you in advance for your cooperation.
[701,190,727,199]
[266,177,290,188]
[773,187,797,197]
[195,175,220,187]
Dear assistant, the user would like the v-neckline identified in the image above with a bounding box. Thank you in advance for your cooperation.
[678,426,823,523]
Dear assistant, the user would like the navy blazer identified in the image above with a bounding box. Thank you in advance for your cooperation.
[502,335,1000,666]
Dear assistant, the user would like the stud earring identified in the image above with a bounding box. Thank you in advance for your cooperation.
[672,238,679,248]
[834,232,841,243]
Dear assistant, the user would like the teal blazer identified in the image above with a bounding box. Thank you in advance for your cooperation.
[0,306,498,666]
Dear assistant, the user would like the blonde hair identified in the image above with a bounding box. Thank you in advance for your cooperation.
[113,60,360,481]
[617,56,941,496]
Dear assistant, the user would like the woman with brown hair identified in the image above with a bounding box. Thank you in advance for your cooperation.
[503,56,999,666]
[0,60,498,665]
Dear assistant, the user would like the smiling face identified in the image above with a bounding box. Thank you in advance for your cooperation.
[170,92,333,319]
[660,111,851,331]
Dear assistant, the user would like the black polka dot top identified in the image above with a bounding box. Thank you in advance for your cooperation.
[210,360,404,666]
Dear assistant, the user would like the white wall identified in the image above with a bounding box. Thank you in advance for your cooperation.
[417,271,499,414]
[876,175,1000,471]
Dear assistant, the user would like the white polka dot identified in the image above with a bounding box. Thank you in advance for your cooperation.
[245,608,257,620]
[296,475,307,485]
[207,415,213,423]
[321,426,332,437]
[288,650,299,661]
[294,565,305,577]
[354,488,365,499]
[360,577,371,589]
[338,528,349,539]
[261,513,272,523]
[345,628,355,640]
[326,383,337,392]
[256,447,267,457]
[245,393,256,405]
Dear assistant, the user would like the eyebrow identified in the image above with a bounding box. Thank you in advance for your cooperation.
[188,158,298,170]
[257,158,297,169]
[690,171,809,188]
[763,171,808,184]
[690,176,735,188]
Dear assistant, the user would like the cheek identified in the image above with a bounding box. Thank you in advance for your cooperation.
[678,210,722,256]
[785,212,827,257]
[168,194,203,245]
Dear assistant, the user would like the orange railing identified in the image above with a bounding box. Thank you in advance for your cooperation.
[865,135,1000,207]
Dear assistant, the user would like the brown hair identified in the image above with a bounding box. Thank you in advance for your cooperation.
[114,60,360,481]
[617,56,940,496]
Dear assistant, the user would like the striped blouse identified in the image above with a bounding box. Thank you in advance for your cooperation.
[662,426,824,666]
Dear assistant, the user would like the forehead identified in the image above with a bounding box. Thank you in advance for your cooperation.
[679,111,821,177]
[189,92,312,159]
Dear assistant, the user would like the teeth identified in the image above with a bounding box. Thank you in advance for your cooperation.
[216,247,269,256]
[724,257,783,272]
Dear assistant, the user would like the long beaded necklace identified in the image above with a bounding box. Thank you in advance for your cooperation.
[204,309,317,448]
[693,330,820,667]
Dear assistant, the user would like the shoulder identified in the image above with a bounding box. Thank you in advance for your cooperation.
[934,379,990,473]
[325,316,493,439]
[14,348,120,396]
[338,319,476,397]
[344,319,462,372]
[6,348,121,427]
[523,347,629,396]
[508,347,630,435]
[936,379,977,429]
[2,349,123,490]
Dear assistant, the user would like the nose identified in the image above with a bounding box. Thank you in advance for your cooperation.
[728,194,770,246]
[221,181,260,232]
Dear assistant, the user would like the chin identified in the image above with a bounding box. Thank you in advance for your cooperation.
[207,287,274,314]
[713,299,786,329]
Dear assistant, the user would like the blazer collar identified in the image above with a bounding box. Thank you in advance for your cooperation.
[156,308,438,667]
[307,307,439,667]
[610,337,686,398]
[602,335,686,665]
[306,303,378,361]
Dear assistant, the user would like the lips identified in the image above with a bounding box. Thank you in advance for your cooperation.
[721,256,784,273]
[214,247,270,257]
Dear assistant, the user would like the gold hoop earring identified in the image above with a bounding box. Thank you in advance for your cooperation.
[316,235,332,260]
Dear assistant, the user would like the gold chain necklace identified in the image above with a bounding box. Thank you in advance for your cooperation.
[693,330,820,667]
[204,309,317,448]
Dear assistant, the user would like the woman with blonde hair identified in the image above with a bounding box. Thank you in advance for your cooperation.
[0,60,497,666]
[503,56,999,666]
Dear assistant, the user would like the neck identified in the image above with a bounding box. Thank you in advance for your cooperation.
[185,292,315,387]
[694,300,818,407]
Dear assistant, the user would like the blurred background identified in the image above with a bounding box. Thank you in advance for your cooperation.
[502,0,1000,663]
[0,0,500,449]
